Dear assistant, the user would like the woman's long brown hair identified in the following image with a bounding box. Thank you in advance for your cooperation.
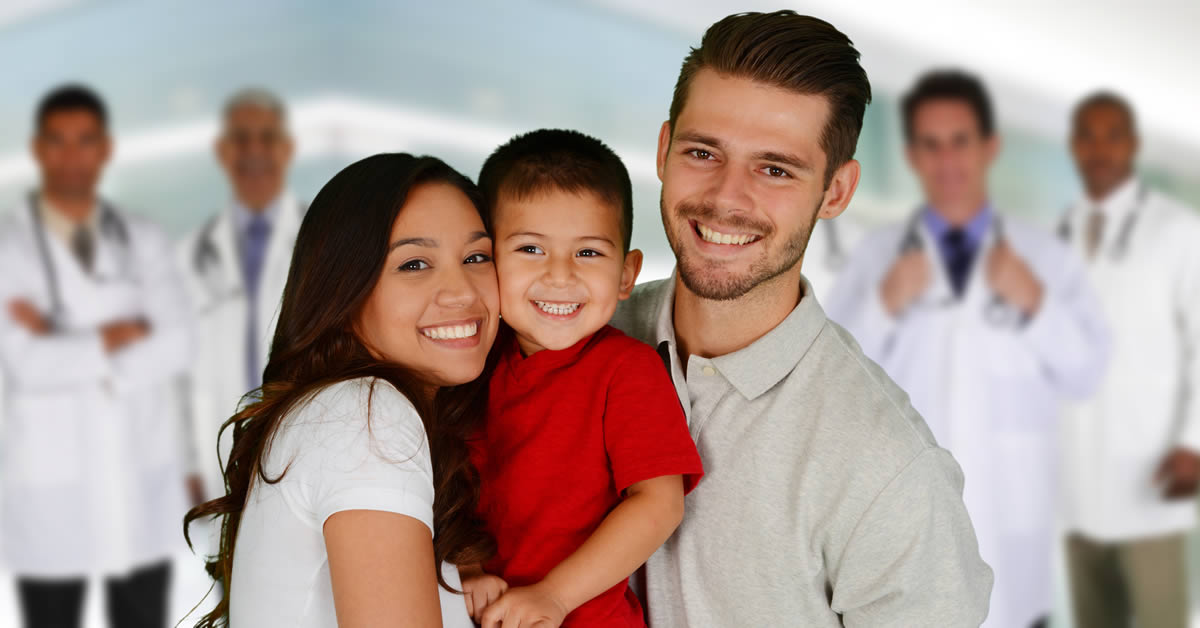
[183,153,497,627]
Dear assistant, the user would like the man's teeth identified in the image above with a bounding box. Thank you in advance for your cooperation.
[534,301,581,316]
[422,322,478,340]
[698,223,758,245]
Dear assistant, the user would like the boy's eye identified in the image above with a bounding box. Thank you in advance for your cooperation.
[517,245,544,255]
[686,149,714,160]
[464,253,492,264]
[577,249,602,258]
[399,259,430,271]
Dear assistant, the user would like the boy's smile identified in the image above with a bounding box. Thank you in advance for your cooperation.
[493,188,641,356]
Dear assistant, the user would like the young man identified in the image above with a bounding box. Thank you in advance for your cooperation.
[825,71,1109,628]
[178,87,304,506]
[1060,91,1200,628]
[610,13,993,626]
[0,85,193,628]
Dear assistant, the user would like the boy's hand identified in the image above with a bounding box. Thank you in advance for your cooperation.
[459,565,509,622]
[480,583,568,628]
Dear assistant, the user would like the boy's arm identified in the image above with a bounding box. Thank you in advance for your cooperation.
[480,474,684,628]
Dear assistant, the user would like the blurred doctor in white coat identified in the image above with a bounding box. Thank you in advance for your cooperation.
[825,71,1109,628]
[0,85,192,628]
[1060,91,1200,628]
[178,88,302,509]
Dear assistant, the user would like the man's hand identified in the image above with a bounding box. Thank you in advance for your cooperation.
[987,241,1044,316]
[880,250,931,316]
[480,582,568,628]
[8,299,51,335]
[459,564,509,623]
[1156,448,1200,500]
[186,474,206,507]
[101,319,149,353]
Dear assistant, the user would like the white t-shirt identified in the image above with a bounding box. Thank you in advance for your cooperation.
[229,377,473,627]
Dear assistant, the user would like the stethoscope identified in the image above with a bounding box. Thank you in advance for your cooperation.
[898,209,1024,328]
[1056,184,1148,261]
[820,219,847,272]
[28,191,135,332]
[190,199,306,314]
[191,215,245,313]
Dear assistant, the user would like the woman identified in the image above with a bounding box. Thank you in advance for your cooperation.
[184,153,501,627]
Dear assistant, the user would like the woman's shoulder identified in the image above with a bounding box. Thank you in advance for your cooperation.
[272,377,428,467]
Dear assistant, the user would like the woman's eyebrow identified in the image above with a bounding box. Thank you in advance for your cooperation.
[389,236,437,251]
[467,230,491,243]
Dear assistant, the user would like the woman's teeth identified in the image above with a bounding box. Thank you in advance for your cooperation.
[698,223,759,245]
[422,322,478,340]
[534,301,581,316]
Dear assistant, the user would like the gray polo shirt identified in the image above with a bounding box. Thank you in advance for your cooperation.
[611,274,992,627]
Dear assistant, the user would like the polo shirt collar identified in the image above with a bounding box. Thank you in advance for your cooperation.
[652,269,827,401]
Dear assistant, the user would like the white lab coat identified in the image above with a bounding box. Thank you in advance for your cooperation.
[824,212,1109,628]
[1059,178,1200,542]
[0,201,192,577]
[176,193,303,500]
[802,216,866,304]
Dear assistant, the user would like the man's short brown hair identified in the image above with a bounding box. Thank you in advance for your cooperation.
[668,11,871,187]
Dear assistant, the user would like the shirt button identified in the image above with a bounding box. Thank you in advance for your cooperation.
[702,366,716,376]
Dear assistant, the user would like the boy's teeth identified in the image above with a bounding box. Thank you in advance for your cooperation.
[534,301,581,316]
[698,223,757,246]
[422,322,478,340]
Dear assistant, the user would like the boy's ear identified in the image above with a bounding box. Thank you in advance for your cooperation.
[618,249,644,300]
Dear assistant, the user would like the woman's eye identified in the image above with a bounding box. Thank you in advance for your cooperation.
[398,259,430,271]
[577,249,601,257]
[687,149,714,160]
[464,253,492,264]
[517,245,544,255]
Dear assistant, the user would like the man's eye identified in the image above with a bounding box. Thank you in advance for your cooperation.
[764,166,789,178]
[517,245,544,255]
[399,260,430,271]
[464,253,492,264]
[687,149,714,160]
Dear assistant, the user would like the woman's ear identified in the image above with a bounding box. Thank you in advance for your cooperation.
[618,249,644,300]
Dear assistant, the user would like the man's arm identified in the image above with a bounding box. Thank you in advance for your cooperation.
[108,226,194,394]
[830,448,993,627]
[1000,239,1110,399]
[1156,217,1200,498]
[824,232,917,362]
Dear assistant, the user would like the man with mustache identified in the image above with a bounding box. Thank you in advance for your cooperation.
[178,88,304,512]
[611,12,992,626]
[1060,91,1200,628]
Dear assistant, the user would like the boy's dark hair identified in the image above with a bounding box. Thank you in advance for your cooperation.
[478,129,634,252]
[36,84,108,131]
[1072,90,1138,136]
[668,11,872,187]
[901,70,994,142]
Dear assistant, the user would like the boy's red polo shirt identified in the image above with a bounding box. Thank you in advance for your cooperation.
[471,325,703,627]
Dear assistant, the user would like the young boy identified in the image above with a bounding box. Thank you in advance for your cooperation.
[461,129,703,627]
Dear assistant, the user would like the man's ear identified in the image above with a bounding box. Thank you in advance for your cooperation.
[817,159,861,221]
[618,248,644,300]
[656,121,671,183]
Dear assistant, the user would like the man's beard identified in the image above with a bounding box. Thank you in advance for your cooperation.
[662,195,818,301]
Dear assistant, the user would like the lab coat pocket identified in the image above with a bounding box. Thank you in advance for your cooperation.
[5,396,84,486]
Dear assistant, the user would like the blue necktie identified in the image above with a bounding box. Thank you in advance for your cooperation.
[943,228,974,297]
[244,215,271,390]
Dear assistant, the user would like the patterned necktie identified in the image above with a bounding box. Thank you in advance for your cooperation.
[1085,210,1106,260]
[943,228,974,297]
[71,224,94,273]
[244,215,271,390]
